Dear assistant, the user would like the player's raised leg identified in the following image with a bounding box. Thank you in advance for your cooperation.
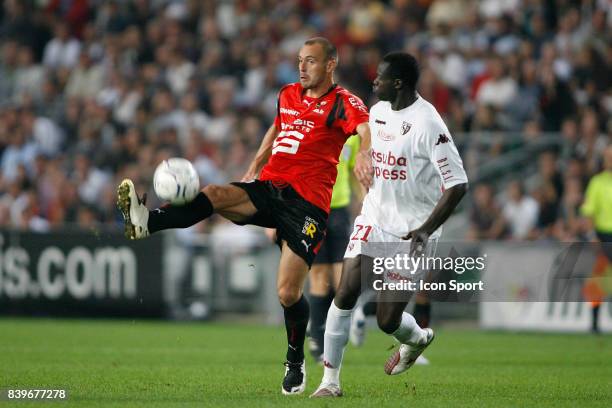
[277,242,311,395]
[376,291,434,376]
[117,180,257,239]
[311,255,363,397]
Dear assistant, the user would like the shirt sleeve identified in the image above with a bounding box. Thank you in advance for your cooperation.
[339,93,369,136]
[425,120,468,189]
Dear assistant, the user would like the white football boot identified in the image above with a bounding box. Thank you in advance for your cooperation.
[117,179,149,239]
[310,382,343,398]
[384,328,434,375]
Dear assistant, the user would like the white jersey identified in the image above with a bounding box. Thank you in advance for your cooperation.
[360,96,468,238]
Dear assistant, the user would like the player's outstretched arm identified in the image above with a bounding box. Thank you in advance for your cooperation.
[403,183,468,253]
[354,122,373,188]
[242,124,279,181]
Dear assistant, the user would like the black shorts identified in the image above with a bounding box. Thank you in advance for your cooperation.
[231,180,328,267]
[313,206,351,265]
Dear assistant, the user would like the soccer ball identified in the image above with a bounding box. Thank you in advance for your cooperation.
[153,158,200,205]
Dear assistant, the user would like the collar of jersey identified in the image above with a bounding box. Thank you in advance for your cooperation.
[301,83,338,100]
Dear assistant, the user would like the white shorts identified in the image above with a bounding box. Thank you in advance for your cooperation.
[344,214,438,282]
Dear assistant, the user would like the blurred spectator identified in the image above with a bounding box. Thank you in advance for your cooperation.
[553,176,586,241]
[467,183,506,240]
[502,181,539,240]
[475,55,517,109]
[0,0,609,234]
[13,45,45,102]
[65,50,105,98]
[42,21,81,69]
[173,93,210,147]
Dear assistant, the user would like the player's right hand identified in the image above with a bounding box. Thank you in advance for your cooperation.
[354,149,373,188]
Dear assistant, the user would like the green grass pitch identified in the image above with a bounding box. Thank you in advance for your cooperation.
[0,318,610,407]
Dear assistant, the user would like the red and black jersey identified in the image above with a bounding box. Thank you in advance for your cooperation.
[259,83,369,213]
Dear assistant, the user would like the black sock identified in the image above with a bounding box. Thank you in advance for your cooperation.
[308,293,333,353]
[414,302,431,328]
[148,192,213,233]
[362,300,377,316]
[592,304,600,333]
[283,295,310,363]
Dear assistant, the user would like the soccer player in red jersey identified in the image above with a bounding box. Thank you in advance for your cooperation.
[117,37,371,395]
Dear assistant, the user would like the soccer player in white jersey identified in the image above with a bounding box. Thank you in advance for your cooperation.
[311,52,468,397]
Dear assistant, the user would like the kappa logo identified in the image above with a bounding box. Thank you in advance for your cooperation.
[401,121,412,135]
[436,134,450,145]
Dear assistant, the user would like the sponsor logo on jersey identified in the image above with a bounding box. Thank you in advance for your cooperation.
[371,150,407,166]
[302,216,319,238]
[375,119,386,125]
[280,107,300,116]
[292,118,315,129]
[401,121,412,135]
[313,108,325,114]
[376,129,395,141]
[371,149,408,180]
[348,96,368,113]
[436,134,450,145]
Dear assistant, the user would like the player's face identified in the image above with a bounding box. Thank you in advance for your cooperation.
[298,44,331,89]
[373,62,396,101]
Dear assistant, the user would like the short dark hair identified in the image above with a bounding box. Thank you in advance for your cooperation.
[304,37,338,62]
[382,52,420,90]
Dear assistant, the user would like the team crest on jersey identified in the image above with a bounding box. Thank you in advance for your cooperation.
[401,121,412,135]
[302,216,319,238]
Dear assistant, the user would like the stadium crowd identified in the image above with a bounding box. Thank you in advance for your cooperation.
[0,0,610,240]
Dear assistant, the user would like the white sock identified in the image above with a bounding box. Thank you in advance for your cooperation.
[391,312,427,345]
[321,300,353,385]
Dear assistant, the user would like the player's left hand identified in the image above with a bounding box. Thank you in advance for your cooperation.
[402,228,429,257]
[354,150,373,188]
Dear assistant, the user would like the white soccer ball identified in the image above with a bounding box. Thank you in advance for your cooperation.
[153,158,200,205]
